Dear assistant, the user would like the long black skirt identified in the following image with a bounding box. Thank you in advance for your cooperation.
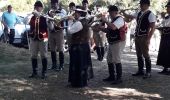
[68,43,93,88]
[157,34,170,67]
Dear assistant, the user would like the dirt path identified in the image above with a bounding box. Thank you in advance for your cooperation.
[0,43,169,100]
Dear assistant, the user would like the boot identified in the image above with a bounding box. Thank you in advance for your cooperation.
[100,47,105,61]
[112,63,123,84]
[56,52,64,71]
[41,58,47,79]
[103,63,115,82]
[143,58,151,79]
[96,47,101,61]
[158,67,168,74]
[132,57,144,76]
[29,58,38,78]
[48,51,57,70]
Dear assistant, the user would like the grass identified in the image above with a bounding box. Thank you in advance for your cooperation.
[0,43,170,100]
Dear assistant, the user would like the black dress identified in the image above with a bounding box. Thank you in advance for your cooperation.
[157,34,170,67]
[68,43,93,87]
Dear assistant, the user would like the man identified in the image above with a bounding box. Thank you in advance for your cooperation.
[97,5,126,84]
[122,0,156,79]
[68,6,93,88]
[1,5,20,44]
[29,1,48,79]
[156,2,170,75]
[48,0,66,71]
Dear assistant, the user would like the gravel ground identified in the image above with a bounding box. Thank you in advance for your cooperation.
[0,43,170,100]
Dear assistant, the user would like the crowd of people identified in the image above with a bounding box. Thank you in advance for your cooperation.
[1,0,170,88]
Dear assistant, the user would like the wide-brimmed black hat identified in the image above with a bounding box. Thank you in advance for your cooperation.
[34,1,43,7]
[166,2,170,7]
[108,5,119,12]
[140,0,150,5]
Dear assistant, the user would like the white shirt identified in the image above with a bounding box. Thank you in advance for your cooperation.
[67,19,83,34]
[57,9,67,18]
[133,10,156,23]
[113,16,125,29]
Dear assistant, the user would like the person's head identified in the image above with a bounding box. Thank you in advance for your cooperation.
[7,5,12,13]
[82,0,88,10]
[74,6,87,19]
[34,1,43,12]
[108,5,119,19]
[140,0,150,11]
[69,2,76,11]
[166,2,170,14]
[51,0,59,9]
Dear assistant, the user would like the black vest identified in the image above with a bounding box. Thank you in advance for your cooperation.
[106,16,121,44]
[71,18,90,44]
[135,10,151,37]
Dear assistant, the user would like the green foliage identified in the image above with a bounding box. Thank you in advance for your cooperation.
[0,0,168,14]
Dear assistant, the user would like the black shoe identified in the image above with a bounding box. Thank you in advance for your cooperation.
[29,73,38,78]
[143,73,151,79]
[158,69,168,74]
[48,66,57,70]
[103,76,115,82]
[165,71,170,75]
[132,72,144,76]
[112,79,123,84]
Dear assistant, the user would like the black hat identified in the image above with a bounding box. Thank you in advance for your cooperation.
[51,0,58,3]
[82,0,88,4]
[140,0,150,5]
[166,2,170,7]
[75,6,87,13]
[108,5,118,12]
[34,1,43,7]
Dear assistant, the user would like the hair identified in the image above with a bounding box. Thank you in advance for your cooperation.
[82,0,88,4]
[69,2,75,7]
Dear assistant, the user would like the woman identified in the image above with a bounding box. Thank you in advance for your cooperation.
[29,1,48,79]
[68,7,93,88]
[157,2,170,75]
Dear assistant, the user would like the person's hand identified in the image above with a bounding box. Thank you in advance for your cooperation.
[67,16,75,20]
[100,15,107,23]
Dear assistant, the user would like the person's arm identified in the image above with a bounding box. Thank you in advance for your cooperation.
[15,14,21,24]
[101,16,124,30]
[148,22,155,38]
[67,21,83,34]
[147,12,156,44]
[121,10,136,22]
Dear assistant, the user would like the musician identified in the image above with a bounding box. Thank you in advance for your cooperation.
[68,6,93,88]
[48,0,66,71]
[122,0,156,79]
[91,5,106,61]
[97,5,126,84]
[156,2,170,75]
[29,1,48,79]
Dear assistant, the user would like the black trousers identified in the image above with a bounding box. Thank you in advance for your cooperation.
[4,28,15,44]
